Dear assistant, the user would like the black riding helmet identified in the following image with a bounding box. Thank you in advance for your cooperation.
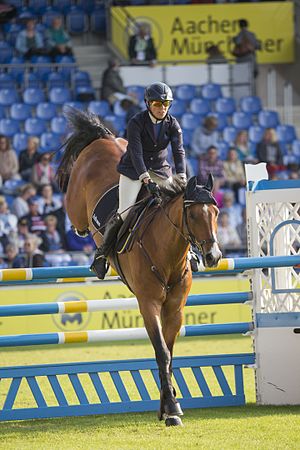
[144,82,173,121]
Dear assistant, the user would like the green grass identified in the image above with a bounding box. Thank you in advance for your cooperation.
[1,336,300,450]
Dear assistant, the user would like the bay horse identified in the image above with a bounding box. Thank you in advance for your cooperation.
[56,108,222,427]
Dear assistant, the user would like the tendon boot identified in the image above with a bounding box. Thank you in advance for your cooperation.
[90,214,123,279]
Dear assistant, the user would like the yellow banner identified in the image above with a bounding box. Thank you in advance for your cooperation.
[0,278,250,335]
[112,3,294,63]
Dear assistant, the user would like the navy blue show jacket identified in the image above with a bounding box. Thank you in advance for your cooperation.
[117,110,186,180]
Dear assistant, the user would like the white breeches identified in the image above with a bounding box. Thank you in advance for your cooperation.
[117,173,173,220]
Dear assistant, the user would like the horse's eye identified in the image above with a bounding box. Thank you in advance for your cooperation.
[189,212,196,221]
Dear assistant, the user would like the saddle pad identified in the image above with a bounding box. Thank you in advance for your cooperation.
[91,185,118,235]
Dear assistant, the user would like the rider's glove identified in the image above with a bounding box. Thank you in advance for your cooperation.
[147,181,161,198]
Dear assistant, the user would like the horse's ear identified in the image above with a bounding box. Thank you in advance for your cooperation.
[185,176,197,198]
[205,173,214,192]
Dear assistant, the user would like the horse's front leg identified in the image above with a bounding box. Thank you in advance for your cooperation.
[139,301,183,427]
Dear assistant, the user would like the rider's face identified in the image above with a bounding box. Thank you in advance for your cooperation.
[149,100,171,119]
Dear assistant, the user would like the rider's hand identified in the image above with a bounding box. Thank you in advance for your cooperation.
[143,177,151,185]
[147,181,161,198]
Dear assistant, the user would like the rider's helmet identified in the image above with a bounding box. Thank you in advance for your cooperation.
[144,82,173,104]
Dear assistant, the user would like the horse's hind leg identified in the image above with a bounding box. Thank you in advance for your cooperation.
[139,300,183,427]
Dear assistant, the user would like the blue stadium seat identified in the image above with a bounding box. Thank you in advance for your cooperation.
[51,116,68,135]
[216,141,229,160]
[201,83,222,101]
[0,118,20,137]
[66,7,89,35]
[31,55,53,82]
[169,99,186,119]
[24,117,47,136]
[90,5,107,35]
[77,0,97,14]
[248,125,265,143]
[182,128,194,149]
[0,41,14,64]
[258,110,280,128]
[180,113,200,131]
[232,112,252,130]
[292,140,300,158]
[63,101,85,112]
[4,23,22,47]
[209,113,228,131]
[54,55,76,64]
[36,102,57,121]
[222,126,238,145]
[40,132,62,152]
[13,133,28,153]
[239,96,262,115]
[41,7,62,27]
[49,87,72,105]
[52,0,73,14]
[0,105,5,119]
[0,73,15,89]
[189,98,210,116]
[74,85,96,102]
[215,97,236,116]
[19,72,42,88]
[276,125,296,144]
[88,100,110,117]
[10,103,32,121]
[126,86,145,104]
[103,114,125,136]
[72,70,91,87]
[6,56,25,83]
[175,84,197,103]
[113,100,126,118]
[28,0,48,14]
[46,72,66,89]
[0,88,19,107]
[23,87,45,106]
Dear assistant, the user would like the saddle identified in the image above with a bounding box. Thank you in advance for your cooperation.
[91,184,157,255]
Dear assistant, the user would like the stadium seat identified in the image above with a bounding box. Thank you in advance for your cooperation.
[46,72,66,89]
[182,128,194,148]
[74,85,95,102]
[169,99,186,119]
[0,73,15,89]
[239,96,262,115]
[36,102,57,121]
[189,98,210,116]
[175,84,197,103]
[63,101,84,112]
[19,72,42,88]
[54,55,76,64]
[276,125,296,144]
[51,116,68,135]
[4,22,22,47]
[126,86,145,104]
[40,132,62,152]
[0,41,13,64]
[113,100,127,118]
[258,110,280,128]
[10,103,32,121]
[292,140,300,158]
[31,55,53,82]
[201,83,222,101]
[0,118,20,137]
[0,105,5,119]
[28,0,48,14]
[0,88,19,107]
[24,117,47,136]
[52,0,73,14]
[180,113,200,131]
[90,5,107,35]
[66,7,89,35]
[6,56,25,83]
[222,126,238,145]
[216,141,229,160]
[248,125,265,143]
[72,70,91,87]
[215,97,236,116]
[103,114,125,136]
[23,87,45,106]
[77,0,97,14]
[209,112,228,131]
[232,112,252,130]
[49,87,72,105]
[13,132,28,153]
[42,7,62,27]
[88,100,110,117]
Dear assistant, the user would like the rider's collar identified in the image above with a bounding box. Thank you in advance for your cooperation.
[148,111,164,124]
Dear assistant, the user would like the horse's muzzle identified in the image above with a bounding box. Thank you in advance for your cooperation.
[203,245,222,268]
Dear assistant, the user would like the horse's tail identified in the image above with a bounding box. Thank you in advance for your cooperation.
[56,107,114,192]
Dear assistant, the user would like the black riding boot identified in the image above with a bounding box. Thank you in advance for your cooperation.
[90,214,123,279]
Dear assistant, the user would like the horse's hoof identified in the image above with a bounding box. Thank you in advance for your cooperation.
[165,415,183,427]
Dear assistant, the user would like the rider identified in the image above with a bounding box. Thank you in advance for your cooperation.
[91,81,187,279]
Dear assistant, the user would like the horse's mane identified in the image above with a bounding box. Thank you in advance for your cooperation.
[56,107,114,192]
[160,176,187,203]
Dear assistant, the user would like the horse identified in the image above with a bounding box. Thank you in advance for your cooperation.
[56,108,222,427]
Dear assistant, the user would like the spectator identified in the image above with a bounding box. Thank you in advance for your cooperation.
[217,211,241,255]
[19,136,40,181]
[256,128,285,178]
[128,22,157,67]
[37,183,62,216]
[0,135,20,183]
[232,19,261,78]
[206,45,227,64]
[223,147,246,202]
[11,183,36,218]
[120,97,142,136]
[220,191,242,229]
[16,17,48,60]
[101,58,127,106]
[66,228,95,265]
[31,152,56,189]
[197,146,225,188]
[0,195,18,238]
[234,130,256,162]
[15,216,31,252]
[19,234,45,267]
[40,214,71,266]
[4,242,23,268]
[46,16,73,60]
[22,196,46,235]
[191,116,219,157]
